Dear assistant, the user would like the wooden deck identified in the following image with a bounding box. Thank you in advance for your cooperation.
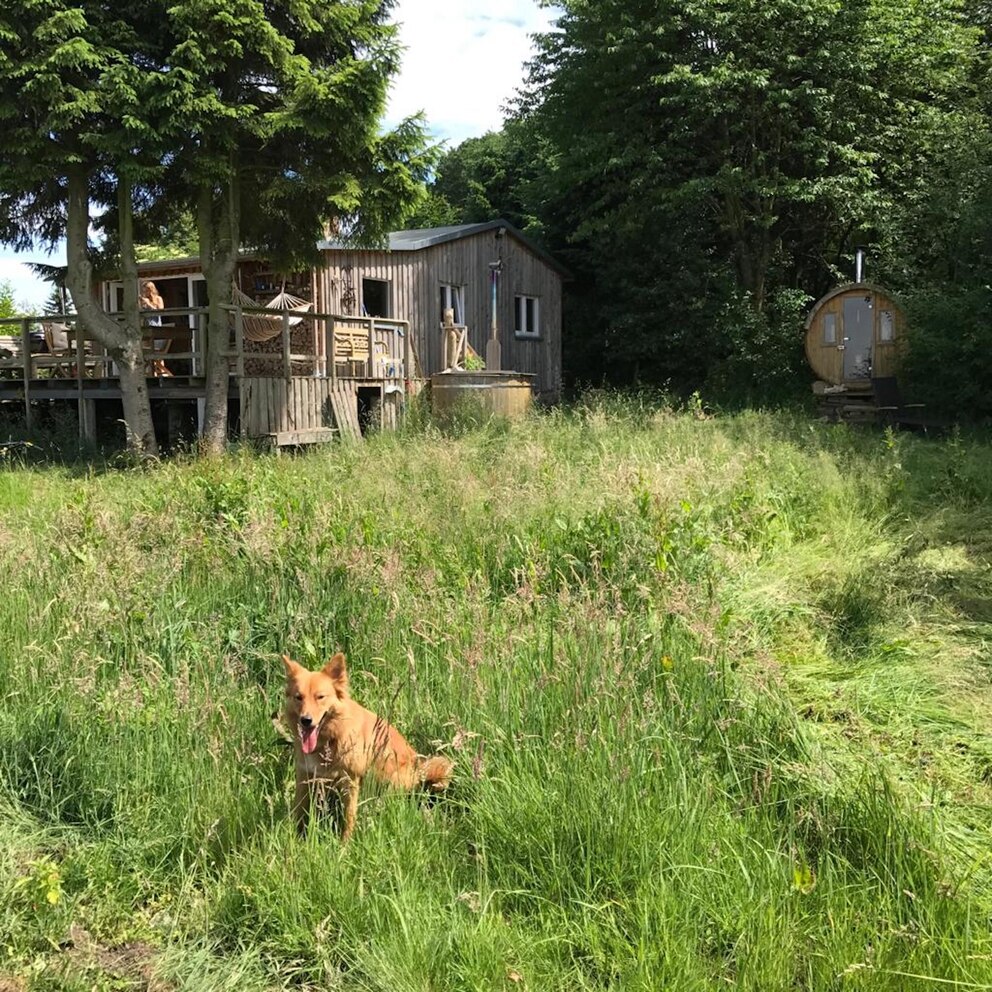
[0,304,414,446]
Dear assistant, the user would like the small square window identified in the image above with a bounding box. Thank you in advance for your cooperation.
[823,313,837,345]
[514,294,540,338]
[440,283,465,325]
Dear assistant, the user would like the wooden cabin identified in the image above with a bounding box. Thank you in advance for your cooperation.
[805,281,908,421]
[805,283,905,385]
[314,221,565,401]
[100,221,565,400]
[0,222,565,448]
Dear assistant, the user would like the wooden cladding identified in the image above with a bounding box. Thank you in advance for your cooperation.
[316,229,562,398]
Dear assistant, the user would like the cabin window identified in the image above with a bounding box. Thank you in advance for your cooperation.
[823,313,837,345]
[879,310,895,342]
[514,295,540,339]
[361,278,390,318]
[440,284,465,325]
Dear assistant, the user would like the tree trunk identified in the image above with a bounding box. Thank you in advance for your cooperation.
[117,341,158,452]
[63,166,158,456]
[198,172,240,455]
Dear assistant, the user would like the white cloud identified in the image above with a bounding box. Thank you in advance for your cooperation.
[386,0,554,145]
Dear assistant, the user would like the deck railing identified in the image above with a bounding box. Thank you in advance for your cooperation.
[0,306,412,432]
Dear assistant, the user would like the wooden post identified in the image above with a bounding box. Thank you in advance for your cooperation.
[233,306,244,381]
[199,308,209,379]
[232,305,245,438]
[442,308,459,371]
[79,399,97,444]
[317,315,326,378]
[403,320,411,384]
[282,309,291,382]
[367,317,375,378]
[330,321,337,386]
[20,317,32,432]
[75,325,86,440]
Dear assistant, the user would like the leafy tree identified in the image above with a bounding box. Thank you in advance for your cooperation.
[0,280,19,320]
[515,0,981,392]
[406,129,539,234]
[134,211,198,262]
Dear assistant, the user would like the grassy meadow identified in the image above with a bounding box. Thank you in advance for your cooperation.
[1,396,992,991]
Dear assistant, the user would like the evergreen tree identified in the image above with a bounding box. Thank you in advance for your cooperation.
[0,1,174,454]
[1,1,428,454]
[158,0,431,451]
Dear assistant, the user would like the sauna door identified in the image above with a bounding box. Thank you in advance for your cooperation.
[842,295,873,379]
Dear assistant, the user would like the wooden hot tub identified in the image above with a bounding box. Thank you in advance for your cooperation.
[430,370,535,419]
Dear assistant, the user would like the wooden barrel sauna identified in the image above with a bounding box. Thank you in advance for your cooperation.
[430,370,535,418]
[804,283,906,387]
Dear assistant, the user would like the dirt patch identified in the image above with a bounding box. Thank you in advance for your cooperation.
[56,925,166,991]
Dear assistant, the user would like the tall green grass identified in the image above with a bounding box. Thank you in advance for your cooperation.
[1,398,991,990]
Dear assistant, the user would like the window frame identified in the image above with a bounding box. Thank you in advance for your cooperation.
[514,294,541,340]
[440,283,466,325]
[822,312,837,346]
[879,309,895,343]
[361,277,391,318]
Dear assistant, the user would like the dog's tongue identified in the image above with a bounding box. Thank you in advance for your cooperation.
[301,726,319,754]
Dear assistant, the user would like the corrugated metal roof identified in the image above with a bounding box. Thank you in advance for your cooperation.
[318,219,569,276]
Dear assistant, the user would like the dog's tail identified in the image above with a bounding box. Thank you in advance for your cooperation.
[418,755,453,792]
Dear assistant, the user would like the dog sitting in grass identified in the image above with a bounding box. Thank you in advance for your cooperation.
[281,653,452,840]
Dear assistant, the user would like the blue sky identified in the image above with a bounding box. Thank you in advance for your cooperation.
[0,0,555,311]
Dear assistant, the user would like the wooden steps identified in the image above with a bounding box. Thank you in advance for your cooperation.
[240,376,365,443]
[263,427,338,450]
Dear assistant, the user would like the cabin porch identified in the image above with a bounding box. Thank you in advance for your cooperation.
[0,304,418,448]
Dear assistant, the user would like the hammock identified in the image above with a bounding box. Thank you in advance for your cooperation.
[232,284,312,343]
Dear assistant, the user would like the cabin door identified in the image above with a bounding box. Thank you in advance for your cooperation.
[842,295,873,380]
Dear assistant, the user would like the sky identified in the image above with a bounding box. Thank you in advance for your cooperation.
[0,0,555,313]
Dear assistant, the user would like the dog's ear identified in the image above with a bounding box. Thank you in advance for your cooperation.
[281,654,302,679]
[322,652,349,695]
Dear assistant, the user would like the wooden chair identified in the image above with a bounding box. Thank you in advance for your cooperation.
[333,325,371,375]
[42,321,76,377]
[143,326,173,377]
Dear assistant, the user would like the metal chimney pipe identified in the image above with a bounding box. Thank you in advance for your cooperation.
[855,247,866,284]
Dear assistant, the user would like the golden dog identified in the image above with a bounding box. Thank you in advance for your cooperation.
[281,652,452,840]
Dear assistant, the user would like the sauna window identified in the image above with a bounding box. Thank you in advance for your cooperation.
[440,284,465,325]
[823,313,837,345]
[514,295,540,338]
[880,310,895,342]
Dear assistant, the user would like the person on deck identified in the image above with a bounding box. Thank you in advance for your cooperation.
[139,280,171,377]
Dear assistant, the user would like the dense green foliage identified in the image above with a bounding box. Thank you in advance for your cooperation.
[406,129,540,234]
[423,0,991,409]
[0,279,19,320]
[2,403,992,989]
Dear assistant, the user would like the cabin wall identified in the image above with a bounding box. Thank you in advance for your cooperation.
[420,230,563,399]
[316,235,562,398]
[316,249,428,377]
[805,294,845,384]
